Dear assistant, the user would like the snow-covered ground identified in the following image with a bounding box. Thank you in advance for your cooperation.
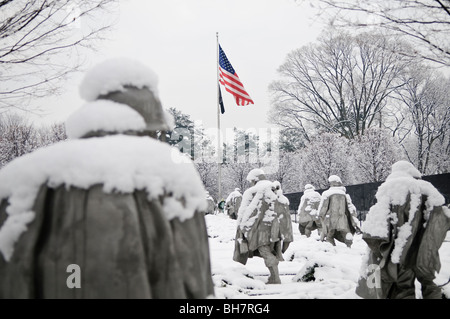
[205,213,450,299]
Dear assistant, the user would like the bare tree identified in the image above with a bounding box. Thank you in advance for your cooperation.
[269,31,410,139]
[351,127,403,183]
[194,158,219,201]
[0,0,117,111]
[265,150,301,193]
[429,129,450,173]
[222,161,258,196]
[304,0,450,66]
[0,113,67,168]
[37,122,67,146]
[298,132,352,189]
[395,67,450,173]
[0,113,38,167]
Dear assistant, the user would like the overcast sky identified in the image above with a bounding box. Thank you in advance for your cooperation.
[29,0,324,135]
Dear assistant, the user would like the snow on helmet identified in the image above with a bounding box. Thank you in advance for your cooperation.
[389,160,422,179]
[246,168,266,184]
[79,58,171,132]
[328,175,342,184]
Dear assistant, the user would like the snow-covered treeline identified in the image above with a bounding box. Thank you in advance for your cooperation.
[165,108,418,201]
[1,105,447,203]
[269,31,450,177]
[0,114,67,169]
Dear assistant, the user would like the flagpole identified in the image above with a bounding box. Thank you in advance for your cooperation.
[216,32,222,204]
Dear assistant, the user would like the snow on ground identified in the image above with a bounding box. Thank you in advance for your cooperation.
[79,58,160,102]
[205,213,450,299]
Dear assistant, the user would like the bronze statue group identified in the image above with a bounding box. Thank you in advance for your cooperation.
[228,162,449,299]
[0,59,448,299]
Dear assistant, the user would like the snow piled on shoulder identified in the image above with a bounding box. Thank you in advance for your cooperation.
[321,185,347,198]
[362,176,445,239]
[390,193,421,264]
[328,175,342,183]
[444,206,450,219]
[0,135,207,261]
[272,181,290,206]
[298,189,321,215]
[317,186,356,216]
[226,189,242,203]
[65,100,146,139]
[237,180,278,233]
[246,168,265,183]
[79,58,159,101]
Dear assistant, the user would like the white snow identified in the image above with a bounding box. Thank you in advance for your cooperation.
[205,213,450,298]
[362,163,445,239]
[321,186,347,198]
[328,175,342,183]
[79,58,160,101]
[226,189,242,203]
[317,186,356,217]
[297,188,321,216]
[237,180,278,234]
[206,191,215,201]
[0,135,207,261]
[389,160,422,179]
[445,206,450,219]
[246,168,265,183]
[65,100,146,139]
[272,181,289,206]
[346,194,357,215]
[391,193,421,264]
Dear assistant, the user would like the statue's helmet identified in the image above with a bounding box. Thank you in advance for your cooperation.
[246,168,266,184]
[79,58,172,133]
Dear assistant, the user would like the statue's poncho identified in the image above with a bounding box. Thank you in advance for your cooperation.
[318,182,359,244]
[225,189,242,219]
[0,58,214,298]
[0,132,214,298]
[297,188,322,225]
[356,161,449,299]
[233,180,293,265]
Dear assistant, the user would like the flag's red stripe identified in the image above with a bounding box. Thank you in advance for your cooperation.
[220,76,251,100]
[219,68,246,91]
[217,44,254,106]
[219,68,245,87]
[219,69,252,99]
[220,73,248,95]
[221,83,254,105]
[220,77,253,103]
[224,86,253,105]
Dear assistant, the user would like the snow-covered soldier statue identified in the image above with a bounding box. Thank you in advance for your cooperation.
[0,58,214,299]
[225,188,242,220]
[297,184,322,237]
[205,191,216,215]
[356,161,450,299]
[233,169,293,284]
[318,175,359,247]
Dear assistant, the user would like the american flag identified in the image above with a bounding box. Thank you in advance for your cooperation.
[218,44,254,106]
